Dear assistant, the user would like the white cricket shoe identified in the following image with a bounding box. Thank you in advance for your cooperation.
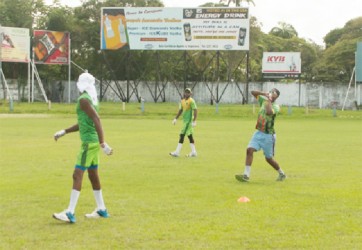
[85,209,109,218]
[53,210,76,223]
[186,152,197,157]
[169,152,179,157]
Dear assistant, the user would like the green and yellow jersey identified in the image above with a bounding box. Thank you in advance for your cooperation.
[179,97,197,123]
[255,95,280,134]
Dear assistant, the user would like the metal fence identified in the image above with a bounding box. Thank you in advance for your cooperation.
[1,79,361,110]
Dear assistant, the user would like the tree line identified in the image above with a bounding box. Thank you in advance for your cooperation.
[1,0,361,98]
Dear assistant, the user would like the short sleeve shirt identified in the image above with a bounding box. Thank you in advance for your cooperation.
[179,97,197,123]
[255,96,280,134]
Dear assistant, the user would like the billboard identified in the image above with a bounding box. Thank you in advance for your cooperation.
[262,52,301,75]
[1,26,30,63]
[356,42,362,84]
[33,30,70,64]
[101,7,249,51]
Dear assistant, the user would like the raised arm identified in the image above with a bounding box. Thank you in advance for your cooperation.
[251,90,273,115]
[251,90,269,99]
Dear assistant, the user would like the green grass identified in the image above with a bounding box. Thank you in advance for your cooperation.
[0,102,361,249]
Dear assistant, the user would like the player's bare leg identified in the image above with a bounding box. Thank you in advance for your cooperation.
[85,168,109,219]
[72,168,85,191]
[235,147,256,182]
[265,157,286,181]
[245,147,256,166]
[88,168,101,190]
[53,168,84,223]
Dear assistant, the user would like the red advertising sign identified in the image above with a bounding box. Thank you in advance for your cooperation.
[33,30,70,64]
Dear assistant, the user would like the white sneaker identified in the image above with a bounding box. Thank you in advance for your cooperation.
[85,209,109,218]
[53,210,76,223]
[169,152,179,157]
[186,152,197,157]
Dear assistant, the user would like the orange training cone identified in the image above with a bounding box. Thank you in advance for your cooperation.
[237,196,250,203]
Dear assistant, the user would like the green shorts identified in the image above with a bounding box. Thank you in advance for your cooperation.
[76,142,100,169]
[180,121,193,136]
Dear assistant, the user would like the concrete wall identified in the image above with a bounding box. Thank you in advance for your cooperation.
[1,79,361,110]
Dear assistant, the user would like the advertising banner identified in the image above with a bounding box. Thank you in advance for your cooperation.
[33,30,70,64]
[1,26,30,63]
[101,7,249,51]
[262,52,301,74]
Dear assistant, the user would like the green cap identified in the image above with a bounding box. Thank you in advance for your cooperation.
[185,88,192,93]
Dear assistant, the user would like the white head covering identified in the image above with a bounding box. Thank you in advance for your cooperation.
[76,72,98,105]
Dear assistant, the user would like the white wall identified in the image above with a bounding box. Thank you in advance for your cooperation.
[1,80,361,110]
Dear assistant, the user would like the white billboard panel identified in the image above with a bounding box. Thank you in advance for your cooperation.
[101,7,249,51]
[1,27,30,63]
[262,52,301,74]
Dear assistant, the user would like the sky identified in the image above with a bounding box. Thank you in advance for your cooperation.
[44,0,362,45]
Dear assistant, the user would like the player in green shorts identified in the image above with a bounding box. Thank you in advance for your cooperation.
[170,88,198,157]
[52,72,113,223]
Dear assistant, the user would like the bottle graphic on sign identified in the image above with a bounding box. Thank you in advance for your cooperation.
[238,28,247,46]
[118,19,127,43]
[104,14,114,38]
[183,23,192,41]
[290,56,297,72]
[34,32,59,62]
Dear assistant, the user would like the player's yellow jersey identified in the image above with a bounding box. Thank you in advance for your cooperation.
[179,97,197,123]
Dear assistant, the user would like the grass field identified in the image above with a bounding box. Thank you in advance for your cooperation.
[0,102,361,249]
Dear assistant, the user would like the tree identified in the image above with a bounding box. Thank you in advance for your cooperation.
[219,0,255,6]
[269,22,298,39]
[324,28,344,48]
[1,0,360,100]
[316,17,362,82]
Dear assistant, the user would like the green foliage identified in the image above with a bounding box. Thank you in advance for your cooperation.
[46,7,73,31]
[0,0,361,88]
[324,28,344,48]
[269,21,298,39]
[219,0,255,6]
[315,17,362,82]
